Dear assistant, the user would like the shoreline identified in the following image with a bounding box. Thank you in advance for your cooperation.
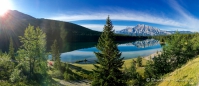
[142,51,161,60]
[48,51,162,65]
[122,51,162,62]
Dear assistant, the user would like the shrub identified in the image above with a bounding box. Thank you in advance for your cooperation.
[51,70,63,79]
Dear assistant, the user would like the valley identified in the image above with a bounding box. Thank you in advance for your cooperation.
[0,3,198,85]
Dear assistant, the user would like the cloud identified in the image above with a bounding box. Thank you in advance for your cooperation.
[48,10,183,28]
[48,2,199,31]
[169,0,199,31]
[80,24,134,31]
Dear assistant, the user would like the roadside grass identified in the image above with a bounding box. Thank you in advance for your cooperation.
[158,57,199,86]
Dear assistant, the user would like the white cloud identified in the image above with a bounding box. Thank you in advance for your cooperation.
[47,2,199,31]
[48,10,183,28]
[169,0,199,31]
[80,24,134,31]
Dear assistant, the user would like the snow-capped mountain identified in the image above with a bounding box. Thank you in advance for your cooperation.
[116,24,192,36]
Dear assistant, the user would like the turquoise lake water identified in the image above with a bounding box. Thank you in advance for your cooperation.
[57,39,162,63]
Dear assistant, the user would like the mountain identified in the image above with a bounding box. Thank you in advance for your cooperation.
[116,24,171,36]
[116,24,193,36]
[0,10,148,52]
[0,10,103,52]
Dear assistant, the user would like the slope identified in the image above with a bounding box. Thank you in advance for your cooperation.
[0,10,101,51]
[0,10,148,52]
[158,57,199,86]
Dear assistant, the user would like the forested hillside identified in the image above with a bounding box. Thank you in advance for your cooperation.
[0,10,148,52]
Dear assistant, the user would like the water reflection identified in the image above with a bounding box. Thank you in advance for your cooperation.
[59,39,162,63]
[125,39,160,48]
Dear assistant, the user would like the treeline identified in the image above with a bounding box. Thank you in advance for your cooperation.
[144,32,199,85]
[0,24,93,85]
[0,15,149,53]
[0,25,52,85]
[3,16,198,86]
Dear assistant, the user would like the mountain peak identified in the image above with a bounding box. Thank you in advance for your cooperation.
[116,24,171,36]
[2,10,35,20]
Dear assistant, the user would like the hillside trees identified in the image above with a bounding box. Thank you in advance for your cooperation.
[145,33,199,85]
[125,59,144,86]
[137,56,142,67]
[92,16,126,86]
[0,53,15,80]
[51,39,61,70]
[9,37,15,60]
[17,24,47,82]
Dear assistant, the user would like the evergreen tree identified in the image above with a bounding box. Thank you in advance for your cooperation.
[51,39,61,70]
[92,16,126,86]
[9,37,15,60]
[129,60,137,78]
[144,60,156,79]
[137,56,142,67]
[0,49,3,56]
[18,24,47,81]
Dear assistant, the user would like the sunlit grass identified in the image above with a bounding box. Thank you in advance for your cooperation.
[158,57,199,86]
[73,57,148,76]
[73,63,95,71]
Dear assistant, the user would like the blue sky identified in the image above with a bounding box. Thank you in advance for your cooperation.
[8,0,199,32]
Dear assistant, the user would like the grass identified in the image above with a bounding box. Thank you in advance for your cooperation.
[48,57,148,86]
[73,57,148,76]
[158,57,199,86]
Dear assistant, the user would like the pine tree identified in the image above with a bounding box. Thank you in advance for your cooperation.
[137,56,142,67]
[129,60,137,79]
[18,24,47,80]
[9,37,15,60]
[92,16,126,86]
[51,39,61,70]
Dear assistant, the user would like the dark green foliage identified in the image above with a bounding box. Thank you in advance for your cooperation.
[125,59,144,86]
[0,11,149,53]
[144,60,156,79]
[128,60,137,79]
[0,49,3,56]
[51,40,61,70]
[9,37,15,60]
[51,70,63,79]
[137,56,142,67]
[17,24,47,83]
[63,64,77,81]
[92,16,126,86]
[0,53,15,80]
[145,32,199,85]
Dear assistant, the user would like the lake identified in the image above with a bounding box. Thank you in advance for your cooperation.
[53,39,162,63]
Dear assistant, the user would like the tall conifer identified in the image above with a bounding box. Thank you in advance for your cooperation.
[92,16,126,86]
[51,40,61,69]
[9,37,15,60]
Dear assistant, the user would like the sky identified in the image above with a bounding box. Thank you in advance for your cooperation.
[7,0,199,32]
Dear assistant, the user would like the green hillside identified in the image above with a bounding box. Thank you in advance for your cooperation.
[158,57,199,86]
[0,10,148,52]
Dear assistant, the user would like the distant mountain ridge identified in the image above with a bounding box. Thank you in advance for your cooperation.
[116,24,193,36]
[0,10,148,52]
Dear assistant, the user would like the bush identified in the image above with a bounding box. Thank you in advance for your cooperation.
[10,69,23,83]
[63,71,75,81]
[137,56,142,67]
[51,70,63,79]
